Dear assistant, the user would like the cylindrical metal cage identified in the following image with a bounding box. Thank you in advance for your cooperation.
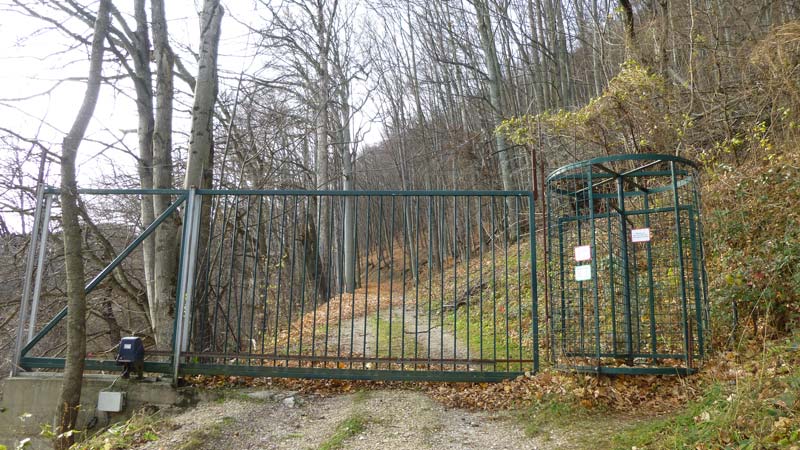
[545,154,710,375]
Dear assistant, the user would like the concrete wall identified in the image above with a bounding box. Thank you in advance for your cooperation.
[0,373,197,449]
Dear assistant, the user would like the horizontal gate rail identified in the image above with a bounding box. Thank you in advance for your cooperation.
[179,351,534,364]
[20,357,171,374]
[178,364,522,382]
[195,189,534,196]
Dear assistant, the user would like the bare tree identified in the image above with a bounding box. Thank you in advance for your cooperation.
[149,0,180,350]
[184,0,224,189]
[254,0,339,295]
[55,1,111,448]
[470,0,516,220]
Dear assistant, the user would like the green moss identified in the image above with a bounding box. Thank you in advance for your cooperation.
[317,413,368,450]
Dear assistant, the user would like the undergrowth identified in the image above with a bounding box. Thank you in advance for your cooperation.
[71,409,166,450]
[613,339,800,449]
[702,141,800,340]
[609,140,800,449]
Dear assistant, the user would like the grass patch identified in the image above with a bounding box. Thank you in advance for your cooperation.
[212,388,268,403]
[445,296,531,371]
[317,413,368,450]
[352,389,370,404]
[516,396,593,439]
[409,243,537,369]
[370,315,425,359]
[514,395,628,449]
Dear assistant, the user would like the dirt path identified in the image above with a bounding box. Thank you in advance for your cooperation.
[337,304,469,364]
[138,389,552,450]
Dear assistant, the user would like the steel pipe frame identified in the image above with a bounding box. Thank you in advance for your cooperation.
[545,155,707,375]
[19,193,188,360]
[11,186,45,377]
[27,193,54,343]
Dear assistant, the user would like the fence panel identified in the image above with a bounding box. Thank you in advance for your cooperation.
[183,190,537,381]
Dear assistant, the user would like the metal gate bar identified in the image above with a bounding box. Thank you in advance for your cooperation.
[15,189,538,383]
[181,190,537,381]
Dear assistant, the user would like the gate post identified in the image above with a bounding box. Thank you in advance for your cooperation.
[529,192,539,373]
[28,193,54,343]
[617,175,633,361]
[172,188,202,382]
[11,185,45,377]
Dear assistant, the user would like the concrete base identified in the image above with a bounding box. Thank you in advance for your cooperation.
[0,373,198,449]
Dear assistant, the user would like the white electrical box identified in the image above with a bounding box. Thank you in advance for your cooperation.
[97,391,125,412]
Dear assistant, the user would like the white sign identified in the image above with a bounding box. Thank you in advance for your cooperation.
[631,228,651,243]
[575,264,592,281]
[574,245,591,262]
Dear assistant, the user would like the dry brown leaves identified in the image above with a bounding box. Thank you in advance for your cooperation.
[186,356,751,414]
[421,369,710,412]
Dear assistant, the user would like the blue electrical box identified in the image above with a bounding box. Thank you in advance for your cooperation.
[116,337,144,379]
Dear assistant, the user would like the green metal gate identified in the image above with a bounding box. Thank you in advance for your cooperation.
[14,189,538,382]
[545,154,709,375]
[180,190,538,381]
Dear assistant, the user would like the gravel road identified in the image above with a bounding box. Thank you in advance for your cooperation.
[137,388,553,450]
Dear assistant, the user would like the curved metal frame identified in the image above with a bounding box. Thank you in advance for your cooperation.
[545,154,709,375]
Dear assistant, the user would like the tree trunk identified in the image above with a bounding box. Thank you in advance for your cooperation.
[340,84,356,292]
[55,1,110,448]
[535,0,554,108]
[314,0,331,295]
[150,0,180,350]
[553,0,573,106]
[395,105,418,280]
[591,0,602,97]
[657,0,671,77]
[181,0,223,359]
[619,0,636,54]
[132,0,156,310]
[184,0,224,189]
[472,0,517,232]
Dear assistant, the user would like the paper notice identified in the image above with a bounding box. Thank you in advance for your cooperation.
[631,228,651,243]
[574,245,591,262]
[575,264,592,281]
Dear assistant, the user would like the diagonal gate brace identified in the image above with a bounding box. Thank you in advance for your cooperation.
[18,192,187,363]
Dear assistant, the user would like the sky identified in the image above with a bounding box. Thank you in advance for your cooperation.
[0,1,245,183]
[0,0,379,192]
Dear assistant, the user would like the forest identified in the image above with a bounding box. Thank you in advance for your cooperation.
[0,0,799,449]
